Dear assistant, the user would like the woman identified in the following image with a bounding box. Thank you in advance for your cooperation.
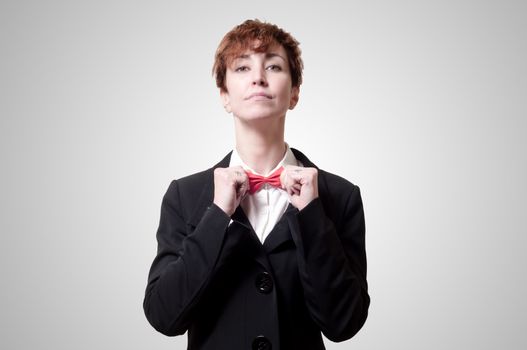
[143,19,369,350]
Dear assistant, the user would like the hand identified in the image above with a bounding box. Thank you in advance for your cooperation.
[280,165,319,210]
[213,166,249,216]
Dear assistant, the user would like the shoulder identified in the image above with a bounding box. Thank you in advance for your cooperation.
[166,150,232,198]
[291,147,360,200]
[318,168,361,205]
[319,168,359,193]
[172,168,213,192]
[161,151,232,221]
[315,168,364,231]
[164,168,214,207]
[157,168,215,226]
[292,147,363,223]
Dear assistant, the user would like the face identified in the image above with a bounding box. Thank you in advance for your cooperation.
[220,43,299,121]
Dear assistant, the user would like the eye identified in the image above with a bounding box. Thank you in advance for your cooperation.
[234,66,249,72]
[266,64,282,71]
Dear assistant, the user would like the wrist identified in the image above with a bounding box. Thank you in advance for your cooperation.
[213,199,234,217]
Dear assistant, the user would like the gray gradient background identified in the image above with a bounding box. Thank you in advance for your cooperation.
[1,0,526,349]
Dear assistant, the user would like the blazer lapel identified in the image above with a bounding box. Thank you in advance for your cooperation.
[262,203,297,252]
[231,203,277,272]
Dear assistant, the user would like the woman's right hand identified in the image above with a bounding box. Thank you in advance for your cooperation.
[213,166,249,216]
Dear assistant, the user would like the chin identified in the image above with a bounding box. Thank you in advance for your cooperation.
[235,107,287,122]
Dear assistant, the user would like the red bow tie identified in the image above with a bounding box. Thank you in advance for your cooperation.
[246,167,284,194]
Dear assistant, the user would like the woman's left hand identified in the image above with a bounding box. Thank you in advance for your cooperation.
[280,165,319,210]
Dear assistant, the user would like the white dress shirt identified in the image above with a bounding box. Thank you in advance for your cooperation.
[229,144,302,243]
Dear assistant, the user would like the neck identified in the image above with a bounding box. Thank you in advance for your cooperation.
[234,116,286,175]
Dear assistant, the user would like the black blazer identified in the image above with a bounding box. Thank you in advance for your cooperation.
[143,148,369,350]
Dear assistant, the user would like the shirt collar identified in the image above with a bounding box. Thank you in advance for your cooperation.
[229,143,299,177]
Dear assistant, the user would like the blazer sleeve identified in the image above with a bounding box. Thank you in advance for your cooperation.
[143,180,231,336]
[289,183,369,342]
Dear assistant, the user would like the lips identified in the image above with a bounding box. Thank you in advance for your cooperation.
[246,92,272,100]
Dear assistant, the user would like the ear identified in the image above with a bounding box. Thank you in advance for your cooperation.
[289,86,300,110]
[220,89,232,113]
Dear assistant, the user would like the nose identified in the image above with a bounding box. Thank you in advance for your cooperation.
[252,67,268,87]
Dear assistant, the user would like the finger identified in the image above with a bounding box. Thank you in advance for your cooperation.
[239,173,249,193]
[290,173,314,187]
[238,179,248,197]
[287,172,304,181]
[283,165,302,172]
[231,167,247,183]
[282,177,296,192]
[289,183,300,195]
[233,165,247,174]
[286,177,303,191]
[230,165,245,177]
[292,183,302,193]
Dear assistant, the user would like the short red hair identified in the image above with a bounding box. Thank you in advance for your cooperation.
[213,19,304,91]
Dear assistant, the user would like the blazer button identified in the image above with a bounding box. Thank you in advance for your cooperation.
[252,335,272,350]
[255,272,273,294]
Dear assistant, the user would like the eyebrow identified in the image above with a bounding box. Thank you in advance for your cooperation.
[235,52,286,61]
